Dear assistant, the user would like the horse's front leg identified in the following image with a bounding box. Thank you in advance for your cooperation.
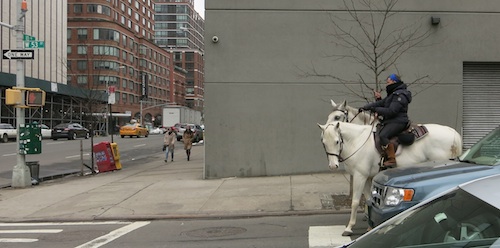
[342,175,367,236]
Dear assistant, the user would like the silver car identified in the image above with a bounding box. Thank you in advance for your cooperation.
[341,174,500,247]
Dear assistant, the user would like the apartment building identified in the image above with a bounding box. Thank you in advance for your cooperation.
[154,0,205,112]
[67,0,182,128]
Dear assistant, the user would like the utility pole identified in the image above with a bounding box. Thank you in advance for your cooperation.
[12,0,31,187]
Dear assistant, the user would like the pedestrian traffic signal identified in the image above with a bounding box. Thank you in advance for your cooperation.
[5,89,22,105]
[25,89,45,107]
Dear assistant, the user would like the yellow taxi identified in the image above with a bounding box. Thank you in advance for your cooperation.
[119,123,149,138]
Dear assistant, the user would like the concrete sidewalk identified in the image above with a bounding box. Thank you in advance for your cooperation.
[0,144,352,222]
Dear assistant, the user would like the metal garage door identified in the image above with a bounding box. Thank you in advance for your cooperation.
[463,62,500,148]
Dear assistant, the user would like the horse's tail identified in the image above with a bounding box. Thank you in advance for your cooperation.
[450,129,463,158]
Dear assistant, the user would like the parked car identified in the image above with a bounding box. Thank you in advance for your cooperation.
[341,174,500,248]
[119,123,149,138]
[51,123,90,140]
[367,125,500,228]
[0,123,17,143]
[40,124,52,139]
[149,127,163,135]
[175,123,203,142]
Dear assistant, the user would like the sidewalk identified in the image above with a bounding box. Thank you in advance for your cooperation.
[0,144,352,222]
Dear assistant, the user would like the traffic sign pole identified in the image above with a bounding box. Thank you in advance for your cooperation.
[12,0,31,188]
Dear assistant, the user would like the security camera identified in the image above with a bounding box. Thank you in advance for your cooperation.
[212,36,219,43]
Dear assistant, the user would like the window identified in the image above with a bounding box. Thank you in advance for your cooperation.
[121,16,126,24]
[77,76,88,84]
[93,46,119,57]
[122,79,127,89]
[67,46,72,54]
[77,29,87,40]
[67,75,72,84]
[77,60,87,70]
[93,28,120,42]
[122,93,127,103]
[77,45,87,54]
[67,29,72,40]
[74,4,82,13]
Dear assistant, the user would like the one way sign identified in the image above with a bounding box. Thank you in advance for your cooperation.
[2,49,35,60]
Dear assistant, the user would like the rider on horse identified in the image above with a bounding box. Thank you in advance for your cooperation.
[359,74,412,167]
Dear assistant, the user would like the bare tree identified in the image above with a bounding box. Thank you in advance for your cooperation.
[302,0,438,102]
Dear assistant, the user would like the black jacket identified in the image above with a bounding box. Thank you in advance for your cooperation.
[362,83,412,124]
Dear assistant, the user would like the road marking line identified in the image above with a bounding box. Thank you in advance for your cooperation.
[75,221,150,248]
[0,238,37,243]
[2,153,16,157]
[46,142,65,145]
[0,229,62,234]
[133,144,146,147]
[0,221,131,227]
[65,153,90,159]
[309,226,352,248]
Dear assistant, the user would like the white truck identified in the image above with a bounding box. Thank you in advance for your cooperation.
[0,123,17,143]
[162,106,201,127]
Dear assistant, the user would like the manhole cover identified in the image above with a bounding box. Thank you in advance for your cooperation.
[185,226,247,238]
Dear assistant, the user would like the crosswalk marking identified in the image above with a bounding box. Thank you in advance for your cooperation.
[309,226,352,248]
[0,229,62,234]
[75,221,150,248]
[0,238,38,243]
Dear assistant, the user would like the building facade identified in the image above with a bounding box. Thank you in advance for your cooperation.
[67,0,177,129]
[154,0,205,112]
[204,0,500,178]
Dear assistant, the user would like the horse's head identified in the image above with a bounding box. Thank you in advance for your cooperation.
[328,99,377,125]
[327,100,349,123]
[318,122,343,170]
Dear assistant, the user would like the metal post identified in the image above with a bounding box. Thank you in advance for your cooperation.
[109,103,114,143]
[140,100,143,126]
[12,0,31,187]
[105,81,108,136]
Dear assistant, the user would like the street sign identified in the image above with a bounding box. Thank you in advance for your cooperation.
[23,34,36,41]
[23,41,45,49]
[2,49,34,60]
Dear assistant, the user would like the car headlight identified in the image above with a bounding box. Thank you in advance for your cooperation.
[384,187,414,206]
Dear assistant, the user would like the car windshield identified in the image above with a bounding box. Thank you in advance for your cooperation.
[459,127,500,166]
[347,188,500,248]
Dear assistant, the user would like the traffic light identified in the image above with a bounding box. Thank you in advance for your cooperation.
[25,89,46,107]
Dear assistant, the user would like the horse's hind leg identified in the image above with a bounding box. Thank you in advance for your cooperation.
[342,175,367,236]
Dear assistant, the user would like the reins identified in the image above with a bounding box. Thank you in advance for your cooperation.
[322,121,375,163]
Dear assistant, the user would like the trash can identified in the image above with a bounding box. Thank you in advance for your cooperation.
[26,161,40,181]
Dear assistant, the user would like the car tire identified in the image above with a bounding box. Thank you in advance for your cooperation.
[145,132,149,137]
[1,134,8,143]
[85,132,90,139]
[121,135,124,138]
[52,138,58,141]
[71,132,77,140]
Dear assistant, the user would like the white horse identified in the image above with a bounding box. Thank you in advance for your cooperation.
[318,120,462,236]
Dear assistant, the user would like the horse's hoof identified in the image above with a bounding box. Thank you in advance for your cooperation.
[342,231,353,236]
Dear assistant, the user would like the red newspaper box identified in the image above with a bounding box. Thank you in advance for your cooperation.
[93,141,116,172]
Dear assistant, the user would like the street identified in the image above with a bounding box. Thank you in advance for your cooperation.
[0,134,167,187]
[0,214,368,248]
[0,132,365,247]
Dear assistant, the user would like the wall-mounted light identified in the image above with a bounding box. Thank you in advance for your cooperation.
[431,16,440,25]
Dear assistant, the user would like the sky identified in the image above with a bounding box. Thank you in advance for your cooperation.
[194,0,205,19]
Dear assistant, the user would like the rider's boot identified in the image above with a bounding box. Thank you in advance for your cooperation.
[383,143,397,167]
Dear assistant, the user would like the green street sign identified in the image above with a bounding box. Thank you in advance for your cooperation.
[24,41,45,49]
[23,34,36,41]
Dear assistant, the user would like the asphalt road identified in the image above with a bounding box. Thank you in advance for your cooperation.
[0,214,367,248]
[0,134,167,187]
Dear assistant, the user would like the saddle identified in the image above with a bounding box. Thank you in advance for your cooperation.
[374,123,428,155]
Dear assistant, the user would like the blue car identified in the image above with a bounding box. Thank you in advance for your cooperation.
[368,126,500,228]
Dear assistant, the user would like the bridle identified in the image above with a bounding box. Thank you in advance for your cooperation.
[334,109,364,124]
[321,122,374,163]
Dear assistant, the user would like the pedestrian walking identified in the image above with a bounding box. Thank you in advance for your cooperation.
[183,128,194,161]
[164,127,176,162]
